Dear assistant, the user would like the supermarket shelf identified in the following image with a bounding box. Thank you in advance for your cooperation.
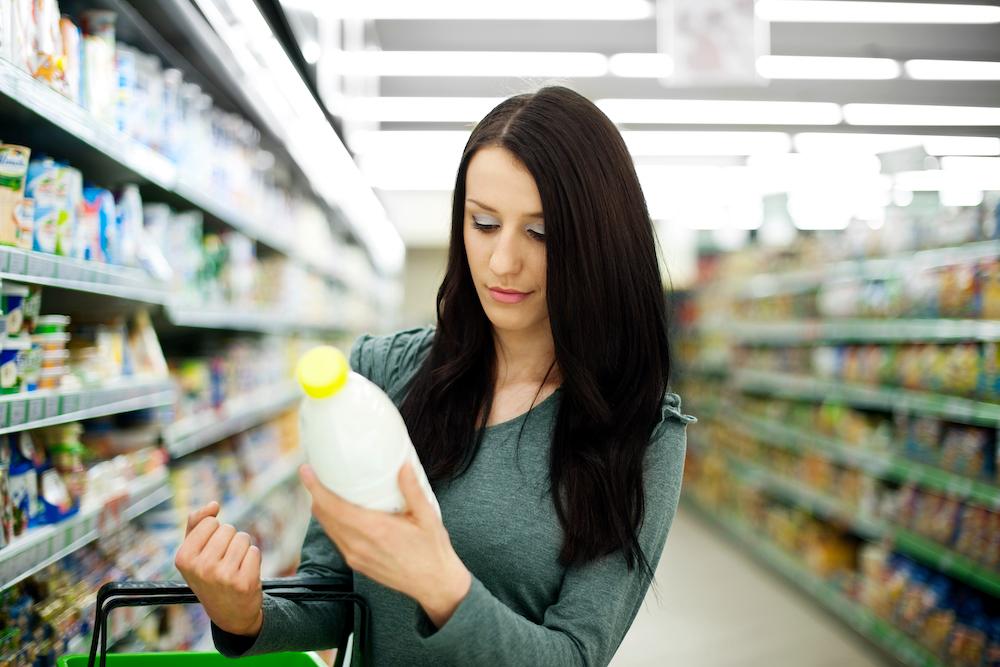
[683,496,944,667]
[730,411,1000,510]
[724,448,1000,599]
[0,247,169,304]
[165,303,346,335]
[739,240,1000,299]
[165,382,301,459]
[0,58,344,286]
[226,454,306,527]
[0,470,173,591]
[732,319,1000,345]
[734,369,1000,427]
[728,455,888,540]
[894,529,1000,599]
[0,378,175,435]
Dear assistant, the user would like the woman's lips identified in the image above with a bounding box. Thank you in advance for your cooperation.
[489,288,531,304]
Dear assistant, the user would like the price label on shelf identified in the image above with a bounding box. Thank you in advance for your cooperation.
[0,402,9,428]
[26,254,48,277]
[58,262,83,282]
[44,396,59,419]
[27,398,43,422]
[7,252,27,275]
[8,401,26,426]
[0,250,10,272]
[62,394,80,414]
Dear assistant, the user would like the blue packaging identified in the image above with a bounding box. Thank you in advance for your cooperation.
[80,186,117,263]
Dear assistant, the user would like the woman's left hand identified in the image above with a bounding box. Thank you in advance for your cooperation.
[299,461,472,628]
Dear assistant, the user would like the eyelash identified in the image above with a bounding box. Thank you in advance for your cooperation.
[471,216,546,242]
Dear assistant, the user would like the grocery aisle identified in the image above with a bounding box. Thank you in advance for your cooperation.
[613,507,889,667]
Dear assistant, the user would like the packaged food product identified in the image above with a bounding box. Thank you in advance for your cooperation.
[80,10,116,124]
[939,425,992,480]
[32,331,68,352]
[12,197,33,249]
[1,282,28,335]
[33,315,68,334]
[37,366,63,390]
[0,461,12,547]
[0,144,30,246]
[21,338,40,391]
[59,16,81,104]
[296,345,440,515]
[40,348,68,369]
[39,467,76,522]
[24,158,68,254]
[113,44,137,135]
[114,184,142,267]
[79,186,116,262]
[10,0,35,73]
[30,0,67,96]
[0,336,29,393]
[7,445,37,535]
[21,286,40,332]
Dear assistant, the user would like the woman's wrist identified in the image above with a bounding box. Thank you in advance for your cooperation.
[420,560,473,629]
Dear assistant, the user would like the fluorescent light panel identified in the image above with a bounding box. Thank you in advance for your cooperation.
[339,97,504,122]
[756,1,1000,24]
[795,133,1000,156]
[757,55,900,80]
[334,50,608,77]
[905,60,1000,80]
[623,131,791,155]
[313,0,654,20]
[609,53,673,78]
[843,103,1000,126]
[597,99,842,125]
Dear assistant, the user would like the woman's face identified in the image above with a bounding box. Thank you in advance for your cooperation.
[463,145,549,338]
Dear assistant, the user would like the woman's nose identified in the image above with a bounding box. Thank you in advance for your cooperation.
[488,230,523,276]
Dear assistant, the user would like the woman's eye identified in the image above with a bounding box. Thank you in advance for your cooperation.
[472,215,499,230]
[526,224,545,241]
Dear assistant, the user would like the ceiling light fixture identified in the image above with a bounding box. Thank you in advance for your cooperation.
[905,60,1000,80]
[334,50,608,77]
[757,55,900,80]
[843,103,1000,126]
[596,99,842,125]
[756,1,1000,24]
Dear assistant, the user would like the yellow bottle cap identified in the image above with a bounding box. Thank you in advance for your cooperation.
[296,346,349,399]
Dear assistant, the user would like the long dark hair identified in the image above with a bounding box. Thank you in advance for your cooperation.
[399,86,671,579]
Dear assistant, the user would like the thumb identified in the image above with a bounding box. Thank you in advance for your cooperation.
[399,462,436,524]
[299,464,330,500]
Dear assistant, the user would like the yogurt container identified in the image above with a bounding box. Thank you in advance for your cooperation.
[22,288,41,332]
[34,315,69,334]
[38,367,64,390]
[2,283,29,335]
[41,348,69,369]
[22,342,42,391]
[0,337,31,393]
[33,332,70,352]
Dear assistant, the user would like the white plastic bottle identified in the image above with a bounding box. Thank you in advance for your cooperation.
[296,345,441,516]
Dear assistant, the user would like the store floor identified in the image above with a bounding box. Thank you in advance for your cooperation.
[610,506,892,667]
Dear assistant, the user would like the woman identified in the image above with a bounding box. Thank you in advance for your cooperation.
[174,86,695,666]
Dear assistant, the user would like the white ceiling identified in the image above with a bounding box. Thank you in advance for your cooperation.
[281,1,1000,253]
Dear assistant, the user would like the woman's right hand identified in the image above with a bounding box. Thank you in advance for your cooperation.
[174,501,264,637]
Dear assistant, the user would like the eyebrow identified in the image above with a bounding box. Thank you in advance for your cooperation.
[466,198,544,220]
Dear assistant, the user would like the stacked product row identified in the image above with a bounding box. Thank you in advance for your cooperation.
[0,282,166,395]
[0,1,330,242]
[0,408,308,663]
[680,193,1000,667]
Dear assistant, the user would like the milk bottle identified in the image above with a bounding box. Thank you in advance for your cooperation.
[296,346,440,516]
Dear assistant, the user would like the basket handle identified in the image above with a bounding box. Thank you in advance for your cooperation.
[87,578,371,667]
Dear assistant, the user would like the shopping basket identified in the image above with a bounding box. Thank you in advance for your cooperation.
[57,578,372,667]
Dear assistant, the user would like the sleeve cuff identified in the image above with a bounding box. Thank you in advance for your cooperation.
[210,594,279,658]
[415,575,489,647]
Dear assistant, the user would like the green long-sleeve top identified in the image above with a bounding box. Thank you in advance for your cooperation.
[213,326,694,666]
